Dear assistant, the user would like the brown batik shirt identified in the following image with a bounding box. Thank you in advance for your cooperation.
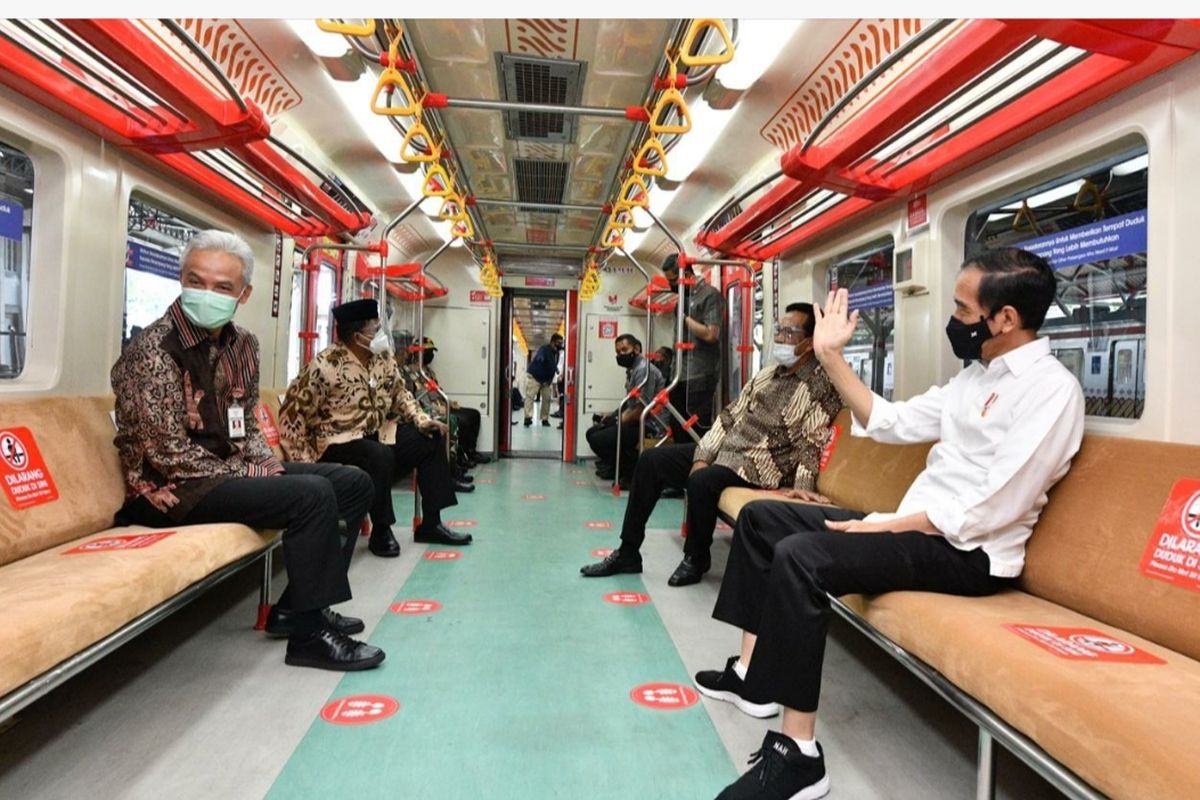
[277,342,431,462]
[694,358,843,490]
[111,299,283,522]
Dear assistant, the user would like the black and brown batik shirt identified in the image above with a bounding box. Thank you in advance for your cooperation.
[694,358,843,491]
[111,299,283,521]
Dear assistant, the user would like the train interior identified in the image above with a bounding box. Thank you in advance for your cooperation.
[1,14,1199,800]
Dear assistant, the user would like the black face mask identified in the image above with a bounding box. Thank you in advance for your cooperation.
[615,352,636,369]
[422,351,435,366]
[945,315,993,361]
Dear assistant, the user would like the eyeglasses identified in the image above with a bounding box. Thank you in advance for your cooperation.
[773,324,807,342]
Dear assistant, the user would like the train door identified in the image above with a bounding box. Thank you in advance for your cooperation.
[501,289,567,459]
[422,304,494,453]
[580,312,649,434]
[1109,338,1146,418]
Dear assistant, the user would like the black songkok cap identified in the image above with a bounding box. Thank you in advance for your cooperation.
[331,299,379,325]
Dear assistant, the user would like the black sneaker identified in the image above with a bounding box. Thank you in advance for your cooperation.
[716,732,828,800]
[694,655,781,718]
[265,606,365,638]
[580,549,642,577]
[284,628,385,671]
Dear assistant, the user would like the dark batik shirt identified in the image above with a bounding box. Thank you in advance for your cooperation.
[111,299,283,521]
[694,359,843,490]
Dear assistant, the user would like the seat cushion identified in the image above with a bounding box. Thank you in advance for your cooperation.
[816,408,932,514]
[852,589,1200,800]
[0,524,274,699]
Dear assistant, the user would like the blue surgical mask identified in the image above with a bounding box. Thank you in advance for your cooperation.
[180,288,240,330]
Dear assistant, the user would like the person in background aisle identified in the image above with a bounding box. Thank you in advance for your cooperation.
[524,333,562,427]
[661,253,724,443]
[551,344,566,421]
[111,230,382,671]
[699,248,1084,800]
[278,300,473,558]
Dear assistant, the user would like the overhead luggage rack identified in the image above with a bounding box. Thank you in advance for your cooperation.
[0,18,373,236]
[697,19,1200,260]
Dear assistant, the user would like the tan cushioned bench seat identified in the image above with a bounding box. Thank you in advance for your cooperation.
[849,590,1200,800]
[0,523,273,698]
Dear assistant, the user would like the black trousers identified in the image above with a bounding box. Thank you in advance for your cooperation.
[452,407,481,454]
[668,377,716,444]
[321,438,395,538]
[585,419,641,476]
[118,462,372,613]
[392,424,457,528]
[618,443,756,560]
[712,500,1009,712]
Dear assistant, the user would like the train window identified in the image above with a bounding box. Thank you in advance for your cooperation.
[124,196,205,351]
[0,140,33,379]
[827,239,895,400]
[965,146,1148,419]
[286,246,339,381]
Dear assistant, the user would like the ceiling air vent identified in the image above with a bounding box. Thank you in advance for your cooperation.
[513,158,569,216]
[497,53,586,144]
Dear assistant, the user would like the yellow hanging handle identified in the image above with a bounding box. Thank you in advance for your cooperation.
[679,18,735,67]
[615,173,651,212]
[634,137,669,178]
[609,208,635,231]
[438,193,465,221]
[422,164,455,198]
[370,69,420,117]
[316,18,376,37]
[651,87,691,135]
[601,224,624,249]
[401,119,441,163]
[451,214,475,239]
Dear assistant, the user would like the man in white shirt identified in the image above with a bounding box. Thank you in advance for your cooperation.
[697,248,1085,800]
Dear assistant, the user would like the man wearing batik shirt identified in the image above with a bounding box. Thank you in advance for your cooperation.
[278,300,472,559]
[581,303,842,586]
[112,230,383,672]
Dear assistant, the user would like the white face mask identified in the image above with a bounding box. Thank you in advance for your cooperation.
[368,327,391,355]
[772,341,801,368]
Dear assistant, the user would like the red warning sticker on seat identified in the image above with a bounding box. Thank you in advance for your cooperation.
[320,695,400,726]
[1138,478,1200,594]
[423,550,462,561]
[253,404,281,446]
[604,591,651,606]
[818,424,842,473]
[629,682,699,709]
[1004,625,1165,664]
[391,599,442,615]
[0,428,59,510]
[63,532,175,554]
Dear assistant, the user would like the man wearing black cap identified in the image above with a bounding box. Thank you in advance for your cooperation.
[279,299,472,557]
[661,253,724,443]
[416,337,489,468]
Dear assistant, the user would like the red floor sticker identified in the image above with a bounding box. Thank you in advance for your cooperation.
[586,520,613,529]
[423,551,462,561]
[475,478,495,485]
[1138,478,1200,593]
[445,519,477,527]
[63,532,175,554]
[591,548,614,558]
[630,682,699,709]
[604,591,651,606]
[523,494,545,500]
[320,695,400,726]
[1004,625,1166,664]
[391,599,443,615]
[573,480,592,487]
[1,427,59,510]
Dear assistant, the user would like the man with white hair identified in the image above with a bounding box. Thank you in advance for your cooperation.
[111,230,385,672]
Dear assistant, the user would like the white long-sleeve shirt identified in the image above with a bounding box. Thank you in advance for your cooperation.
[853,337,1084,577]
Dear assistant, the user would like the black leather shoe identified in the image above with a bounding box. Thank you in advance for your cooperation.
[661,487,685,499]
[266,606,365,638]
[454,479,475,493]
[668,555,711,587]
[470,452,493,464]
[580,549,642,577]
[285,628,384,671]
[542,420,551,427]
[458,474,475,483]
[368,527,400,558]
[524,417,533,427]
[414,524,473,545]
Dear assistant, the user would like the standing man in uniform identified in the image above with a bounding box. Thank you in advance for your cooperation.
[661,253,724,443]
[524,333,562,427]
[111,230,383,671]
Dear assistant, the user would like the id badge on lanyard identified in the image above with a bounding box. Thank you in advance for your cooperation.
[228,388,246,439]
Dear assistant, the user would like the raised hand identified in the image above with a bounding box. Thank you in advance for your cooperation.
[812,289,860,362]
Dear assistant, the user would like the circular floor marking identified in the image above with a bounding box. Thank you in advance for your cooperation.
[590,548,614,558]
[424,550,462,561]
[391,599,443,615]
[573,480,592,487]
[475,478,495,484]
[604,591,651,606]
[629,683,699,710]
[320,695,400,726]
[522,494,545,500]
[445,519,477,527]
[585,520,613,529]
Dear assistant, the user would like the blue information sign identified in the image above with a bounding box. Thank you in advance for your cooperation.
[125,240,180,280]
[847,283,895,312]
[1015,209,1147,271]
[0,198,23,242]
